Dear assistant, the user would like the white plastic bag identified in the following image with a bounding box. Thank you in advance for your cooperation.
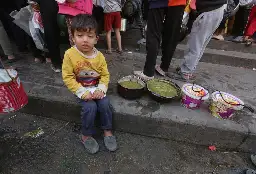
[0,69,17,83]
[10,6,32,36]
[29,12,48,51]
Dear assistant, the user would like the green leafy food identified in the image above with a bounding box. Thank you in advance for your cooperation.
[147,80,178,98]
[120,81,143,89]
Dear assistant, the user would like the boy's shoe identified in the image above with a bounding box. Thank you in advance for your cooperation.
[81,137,99,154]
[51,64,61,73]
[251,154,256,166]
[104,136,117,152]
[167,67,195,82]
[155,65,166,76]
[134,71,154,81]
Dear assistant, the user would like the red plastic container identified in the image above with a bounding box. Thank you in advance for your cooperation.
[0,69,28,113]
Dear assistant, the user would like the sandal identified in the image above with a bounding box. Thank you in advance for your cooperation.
[114,48,123,55]
[245,40,253,47]
[45,58,51,63]
[105,50,112,54]
[155,65,166,76]
[116,49,123,55]
[167,67,196,82]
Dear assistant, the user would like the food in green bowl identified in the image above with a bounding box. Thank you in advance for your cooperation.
[119,81,144,89]
[147,80,178,98]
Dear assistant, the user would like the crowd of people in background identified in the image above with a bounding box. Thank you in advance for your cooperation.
[0,0,255,67]
[0,0,255,73]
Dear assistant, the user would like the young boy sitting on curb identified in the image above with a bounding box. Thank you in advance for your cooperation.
[62,14,117,154]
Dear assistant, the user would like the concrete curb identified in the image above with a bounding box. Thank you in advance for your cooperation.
[20,81,256,153]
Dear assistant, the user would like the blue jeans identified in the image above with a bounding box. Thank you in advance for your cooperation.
[80,97,112,136]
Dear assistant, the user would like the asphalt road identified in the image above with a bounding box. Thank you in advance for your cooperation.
[0,113,255,174]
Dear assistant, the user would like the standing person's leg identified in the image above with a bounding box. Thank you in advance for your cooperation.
[113,12,122,53]
[80,100,99,154]
[95,97,117,152]
[104,13,113,53]
[232,6,247,38]
[142,0,149,21]
[28,36,43,62]
[157,5,184,75]
[178,5,226,79]
[65,16,74,46]
[134,8,165,79]
[37,0,62,72]
[93,5,104,34]
[0,20,15,60]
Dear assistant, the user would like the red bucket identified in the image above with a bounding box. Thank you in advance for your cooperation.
[0,68,28,114]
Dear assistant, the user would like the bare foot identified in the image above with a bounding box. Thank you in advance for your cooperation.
[7,55,15,60]
[46,58,51,63]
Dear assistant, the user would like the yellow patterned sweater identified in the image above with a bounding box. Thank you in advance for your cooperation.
[62,47,110,98]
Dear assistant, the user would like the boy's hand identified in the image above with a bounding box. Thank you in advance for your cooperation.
[92,90,105,100]
[81,92,93,101]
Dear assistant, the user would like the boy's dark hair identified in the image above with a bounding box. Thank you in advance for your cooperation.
[71,14,98,36]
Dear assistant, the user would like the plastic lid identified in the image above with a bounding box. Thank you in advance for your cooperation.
[182,83,209,100]
[211,91,244,110]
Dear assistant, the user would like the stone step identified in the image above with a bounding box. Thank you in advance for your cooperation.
[12,53,256,153]
[95,29,256,69]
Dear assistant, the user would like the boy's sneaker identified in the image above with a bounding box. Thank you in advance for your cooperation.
[81,137,99,154]
[51,64,61,73]
[134,71,154,81]
[104,136,117,152]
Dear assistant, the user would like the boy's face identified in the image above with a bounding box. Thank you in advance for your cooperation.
[73,29,98,53]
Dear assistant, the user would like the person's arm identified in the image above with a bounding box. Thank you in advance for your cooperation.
[62,53,90,99]
[97,53,110,94]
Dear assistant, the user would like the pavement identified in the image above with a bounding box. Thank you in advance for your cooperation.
[1,37,255,154]
[0,113,255,174]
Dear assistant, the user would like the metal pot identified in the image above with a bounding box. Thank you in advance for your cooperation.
[117,75,145,100]
[146,79,181,103]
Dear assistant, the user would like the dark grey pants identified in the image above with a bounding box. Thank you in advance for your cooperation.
[0,20,13,56]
